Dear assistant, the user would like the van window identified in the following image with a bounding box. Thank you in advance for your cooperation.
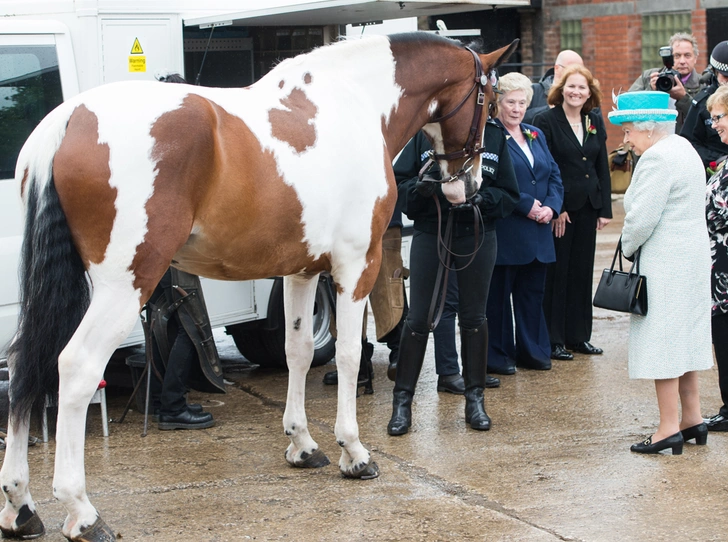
[0,45,63,180]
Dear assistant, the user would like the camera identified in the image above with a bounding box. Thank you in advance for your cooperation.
[655,46,681,93]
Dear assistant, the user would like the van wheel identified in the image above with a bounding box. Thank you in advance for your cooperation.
[226,279,336,369]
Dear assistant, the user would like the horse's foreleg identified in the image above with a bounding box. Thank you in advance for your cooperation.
[0,343,46,539]
[282,274,330,469]
[334,295,379,479]
[53,286,140,541]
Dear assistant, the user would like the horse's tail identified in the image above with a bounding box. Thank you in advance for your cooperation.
[9,107,91,423]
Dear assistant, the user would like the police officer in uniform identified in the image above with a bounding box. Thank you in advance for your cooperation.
[387,121,519,435]
[681,41,728,175]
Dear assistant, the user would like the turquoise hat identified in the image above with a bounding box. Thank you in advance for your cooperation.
[608,91,678,125]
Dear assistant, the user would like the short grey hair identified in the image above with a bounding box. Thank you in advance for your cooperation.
[670,32,699,57]
[497,72,534,106]
[631,120,675,136]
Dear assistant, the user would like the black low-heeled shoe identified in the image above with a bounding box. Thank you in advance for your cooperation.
[550,344,574,361]
[681,423,708,445]
[630,432,683,455]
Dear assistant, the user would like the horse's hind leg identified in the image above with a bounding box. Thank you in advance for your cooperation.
[333,293,378,479]
[0,341,46,539]
[282,274,330,468]
[52,283,141,541]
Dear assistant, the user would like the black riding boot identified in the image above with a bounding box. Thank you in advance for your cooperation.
[387,322,428,436]
[461,322,491,431]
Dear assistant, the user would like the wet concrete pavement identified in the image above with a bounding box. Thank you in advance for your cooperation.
[10,196,728,541]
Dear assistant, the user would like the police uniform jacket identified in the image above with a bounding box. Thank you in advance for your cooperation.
[533,105,612,218]
[395,122,520,237]
[680,78,728,171]
[492,119,564,266]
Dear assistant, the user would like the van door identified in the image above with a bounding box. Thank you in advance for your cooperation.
[0,34,66,355]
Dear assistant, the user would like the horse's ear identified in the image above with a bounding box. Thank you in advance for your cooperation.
[481,39,520,70]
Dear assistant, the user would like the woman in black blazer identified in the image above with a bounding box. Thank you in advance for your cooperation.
[533,65,612,360]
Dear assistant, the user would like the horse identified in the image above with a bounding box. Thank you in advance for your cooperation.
[1,32,517,541]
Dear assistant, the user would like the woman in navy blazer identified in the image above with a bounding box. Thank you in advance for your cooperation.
[487,73,565,374]
[533,65,612,360]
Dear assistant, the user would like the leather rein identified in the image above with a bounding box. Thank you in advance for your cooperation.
[419,47,493,330]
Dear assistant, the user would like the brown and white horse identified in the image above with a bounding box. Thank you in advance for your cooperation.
[1,32,516,540]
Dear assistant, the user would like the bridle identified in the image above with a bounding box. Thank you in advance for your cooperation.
[417,47,496,185]
[418,46,497,330]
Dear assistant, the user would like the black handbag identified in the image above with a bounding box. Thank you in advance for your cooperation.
[593,237,648,316]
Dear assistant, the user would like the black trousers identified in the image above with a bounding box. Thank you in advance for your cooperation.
[407,229,496,334]
[712,312,728,417]
[149,271,197,415]
[543,204,598,346]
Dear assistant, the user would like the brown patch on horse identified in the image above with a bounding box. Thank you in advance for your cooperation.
[19,169,29,198]
[279,80,285,89]
[53,104,116,267]
[128,94,219,303]
[303,72,312,85]
[352,148,398,302]
[269,87,317,153]
[133,94,330,297]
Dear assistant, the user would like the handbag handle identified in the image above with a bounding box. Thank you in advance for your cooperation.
[607,236,641,285]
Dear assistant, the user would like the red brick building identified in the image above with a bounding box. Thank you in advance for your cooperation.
[439,0,728,144]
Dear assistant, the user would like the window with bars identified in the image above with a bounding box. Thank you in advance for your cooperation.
[641,12,692,71]
[560,20,582,56]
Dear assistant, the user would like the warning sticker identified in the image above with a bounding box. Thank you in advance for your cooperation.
[130,38,144,55]
[128,56,146,73]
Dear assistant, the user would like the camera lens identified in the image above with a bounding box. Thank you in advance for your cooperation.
[655,73,674,93]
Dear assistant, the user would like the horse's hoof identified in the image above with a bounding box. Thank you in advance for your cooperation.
[343,460,379,480]
[0,507,45,539]
[65,516,116,542]
[287,448,331,469]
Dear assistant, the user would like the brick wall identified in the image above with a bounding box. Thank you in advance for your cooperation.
[539,0,709,146]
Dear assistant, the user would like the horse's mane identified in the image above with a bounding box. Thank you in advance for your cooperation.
[388,32,464,50]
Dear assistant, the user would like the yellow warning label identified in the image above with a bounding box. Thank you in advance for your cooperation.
[130,38,144,55]
[128,56,146,72]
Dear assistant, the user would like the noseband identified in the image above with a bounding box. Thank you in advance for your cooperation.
[417,47,493,184]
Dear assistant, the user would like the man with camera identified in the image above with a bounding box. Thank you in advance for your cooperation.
[629,33,703,133]
[681,41,728,175]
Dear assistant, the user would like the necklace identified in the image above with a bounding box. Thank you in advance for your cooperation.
[570,122,582,127]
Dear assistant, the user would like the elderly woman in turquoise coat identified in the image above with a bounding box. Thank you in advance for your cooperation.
[487,72,564,375]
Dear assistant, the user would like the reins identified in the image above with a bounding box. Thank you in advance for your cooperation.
[420,45,493,331]
[426,198,485,330]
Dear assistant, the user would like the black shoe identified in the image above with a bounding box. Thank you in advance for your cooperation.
[566,341,603,355]
[630,432,683,455]
[159,408,215,430]
[550,344,574,360]
[387,362,397,381]
[704,413,728,431]
[154,403,203,422]
[516,358,552,371]
[323,370,338,385]
[437,374,465,395]
[485,375,500,389]
[487,363,516,375]
[681,423,708,445]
